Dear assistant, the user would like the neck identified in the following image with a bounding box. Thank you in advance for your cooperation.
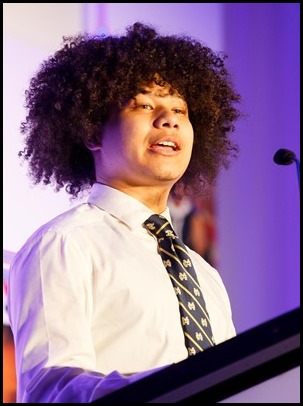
[95,180,172,213]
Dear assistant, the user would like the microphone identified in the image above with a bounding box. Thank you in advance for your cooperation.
[273,148,300,190]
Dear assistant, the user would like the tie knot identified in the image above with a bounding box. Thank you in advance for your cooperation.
[144,214,176,240]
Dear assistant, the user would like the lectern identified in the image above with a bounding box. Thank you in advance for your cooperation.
[92,307,300,403]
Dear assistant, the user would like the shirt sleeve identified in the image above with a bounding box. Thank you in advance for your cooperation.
[8,229,167,402]
[19,366,166,403]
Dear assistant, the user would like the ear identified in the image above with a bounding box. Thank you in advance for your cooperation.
[84,123,104,151]
[84,140,102,151]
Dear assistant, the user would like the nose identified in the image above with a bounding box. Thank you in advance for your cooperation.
[153,110,179,129]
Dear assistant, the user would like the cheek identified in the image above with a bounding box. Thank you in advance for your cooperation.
[120,121,147,152]
[186,126,194,152]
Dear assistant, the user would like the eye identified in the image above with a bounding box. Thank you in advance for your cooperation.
[140,104,153,110]
[173,108,186,114]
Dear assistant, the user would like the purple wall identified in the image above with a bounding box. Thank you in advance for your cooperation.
[218,3,300,332]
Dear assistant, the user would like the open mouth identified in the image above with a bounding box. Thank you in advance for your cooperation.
[154,141,178,151]
[157,141,177,151]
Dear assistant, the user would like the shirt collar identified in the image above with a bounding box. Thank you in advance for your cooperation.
[87,183,172,229]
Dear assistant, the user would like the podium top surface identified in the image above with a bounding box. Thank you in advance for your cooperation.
[93,307,300,403]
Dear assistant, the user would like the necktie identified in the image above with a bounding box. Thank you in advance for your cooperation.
[144,214,215,356]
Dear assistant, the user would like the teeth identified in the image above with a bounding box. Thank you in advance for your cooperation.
[158,141,176,148]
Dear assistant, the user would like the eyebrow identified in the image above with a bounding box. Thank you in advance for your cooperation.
[136,88,186,101]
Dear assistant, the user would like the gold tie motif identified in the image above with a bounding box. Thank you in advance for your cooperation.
[144,214,215,355]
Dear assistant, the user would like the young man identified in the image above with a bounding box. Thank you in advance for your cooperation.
[8,22,241,403]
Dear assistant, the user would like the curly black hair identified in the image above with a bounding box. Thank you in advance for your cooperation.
[19,21,241,199]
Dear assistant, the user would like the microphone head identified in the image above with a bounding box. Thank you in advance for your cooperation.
[273,148,296,166]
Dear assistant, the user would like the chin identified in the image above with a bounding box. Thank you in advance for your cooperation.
[154,173,183,183]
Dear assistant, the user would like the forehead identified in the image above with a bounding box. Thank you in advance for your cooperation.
[137,83,185,100]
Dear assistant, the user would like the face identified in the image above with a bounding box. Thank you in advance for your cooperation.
[94,83,194,190]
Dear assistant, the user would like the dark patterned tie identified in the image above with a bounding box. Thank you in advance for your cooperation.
[144,214,215,355]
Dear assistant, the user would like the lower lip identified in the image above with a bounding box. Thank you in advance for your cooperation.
[149,145,178,156]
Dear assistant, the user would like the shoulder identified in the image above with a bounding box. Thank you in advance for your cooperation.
[13,203,104,259]
[30,203,103,237]
[187,247,224,286]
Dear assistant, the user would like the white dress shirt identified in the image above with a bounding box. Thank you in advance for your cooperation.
[8,183,236,403]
